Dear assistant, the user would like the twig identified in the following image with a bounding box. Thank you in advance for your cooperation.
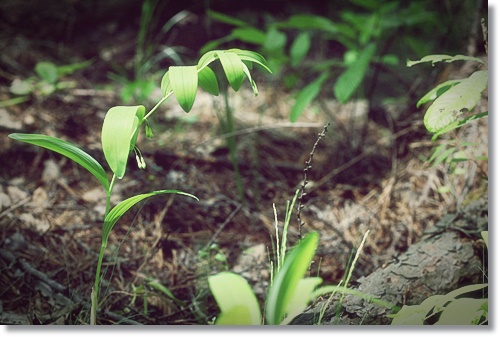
[296,123,330,239]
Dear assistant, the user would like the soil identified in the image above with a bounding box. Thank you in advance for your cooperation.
[0,1,489,325]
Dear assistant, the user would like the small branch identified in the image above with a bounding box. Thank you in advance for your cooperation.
[296,123,330,239]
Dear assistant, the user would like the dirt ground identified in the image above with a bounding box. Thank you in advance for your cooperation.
[0,3,489,325]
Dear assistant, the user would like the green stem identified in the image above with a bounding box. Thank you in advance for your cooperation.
[144,91,172,120]
[92,174,116,324]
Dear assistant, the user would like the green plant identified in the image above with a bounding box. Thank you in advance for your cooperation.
[407,54,488,139]
[390,231,488,325]
[9,59,92,99]
[8,48,271,324]
[203,1,438,122]
[107,1,191,104]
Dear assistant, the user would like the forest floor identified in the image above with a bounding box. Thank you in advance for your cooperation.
[0,11,489,325]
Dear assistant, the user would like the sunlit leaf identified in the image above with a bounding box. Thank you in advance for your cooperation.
[101,105,145,179]
[266,232,319,325]
[407,54,486,67]
[169,66,198,112]
[432,111,488,140]
[160,70,172,96]
[8,133,109,191]
[417,79,462,107]
[198,66,219,96]
[334,43,376,103]
[208,272,262,325]
[228,49,273,73]
[102,190,198,245]
[424,71,487,133]
[290,72,329,122]
[217,51,245,91]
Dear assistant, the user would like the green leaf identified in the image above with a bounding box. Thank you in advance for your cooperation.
[208,272,262,325]
[102,190,198,246]
[263,28,287,54]
[169,66,199,112]
[146,278,185,306]
[290,32,311,68]
[8,133,109,191]
[198,66,219,96]
[160,70,172,96]
[57,59,93,77]
[217,51,245,92]
[334,43,376,103]
[275,14,339,34]
[231,27,266,45]
[197,50,218,71]
[284,277,322,321]
[481,231,488,249]
[290,72,329,122]
[417,79,462,108]
[101,105,145,179]
[424,70,488,133]
[207,10,248,27]
[435,298,487,325]
[407,54,486,67]
[266,231,319,325]
[35,62,58,84]
[228,49,272,73]
[432,111,488,140]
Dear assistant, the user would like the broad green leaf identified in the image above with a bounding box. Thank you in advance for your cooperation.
[432,111,488,140]
[197,50,218,71]
[417,79,462,107]
[407,54,486,67]
[102,105,145,179]
[208,272,261,325]
[241,62,258,96]
[8,133,109,191]
[424,70,487,133]
[217,51,245,91]
[263,28,287,54]
[160,70,172,96]
[334,43,376,103]
[389,304,428,325]
[228,49,272,73]
[169,66,198,112]
[10,79,33,96]
[290,32,311,68]
[198,66,219,96]
[445,283,488,299]
[207,10,248,27]
[102,190,198,245]
[35,62,58,84]
[284,277,322,321]
[231,27,266,45]
[290,72,329,122]
[266,231,319,325]
[435,298,487,325]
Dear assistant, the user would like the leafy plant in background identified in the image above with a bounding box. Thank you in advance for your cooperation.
[208,191,395,325]
[107,0,192,103]
[7,59,93,105]
[8,48,271,324]
[203,0,438,122]
[390,231,488,325]
[407,53,488,197]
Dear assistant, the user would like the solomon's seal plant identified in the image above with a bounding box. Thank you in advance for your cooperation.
[9,48,271,324]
